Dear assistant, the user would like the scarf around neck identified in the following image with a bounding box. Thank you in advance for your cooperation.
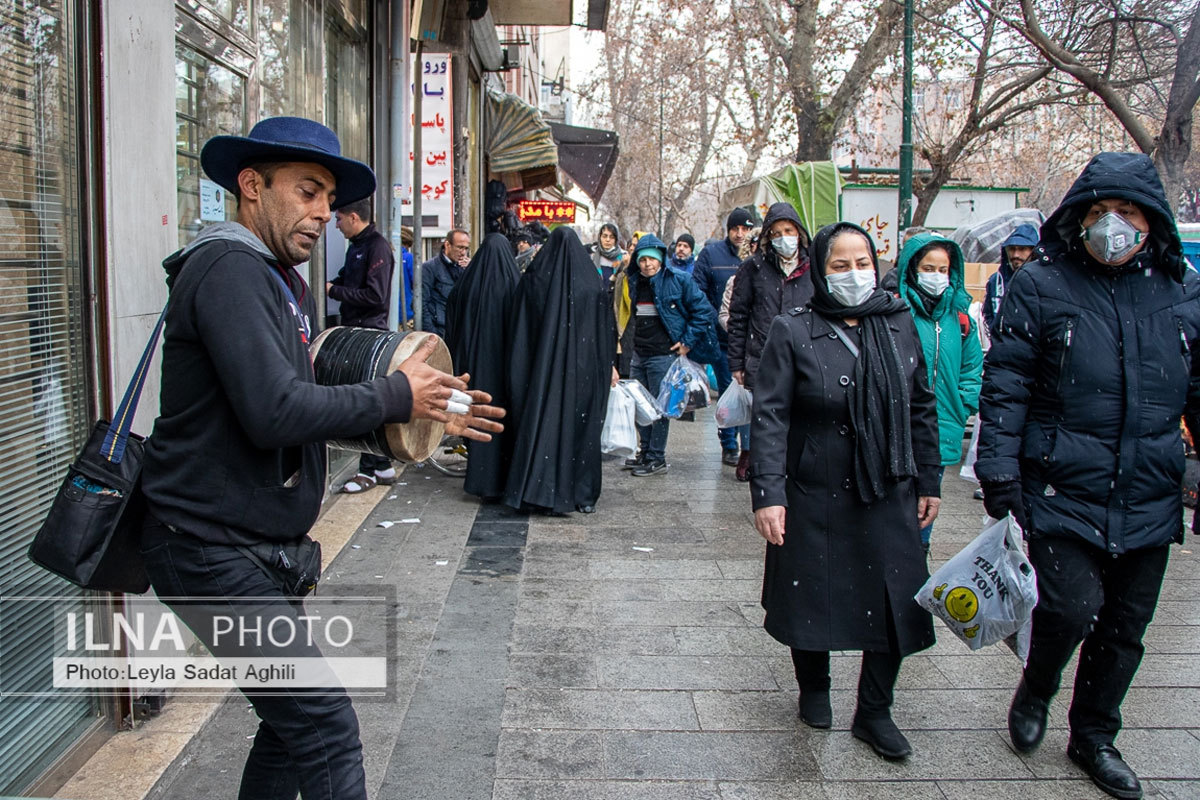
[808,222,916,503]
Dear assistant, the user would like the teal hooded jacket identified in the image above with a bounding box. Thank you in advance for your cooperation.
[896,233,983,466]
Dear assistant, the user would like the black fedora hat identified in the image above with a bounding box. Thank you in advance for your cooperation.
[201,116,376,206]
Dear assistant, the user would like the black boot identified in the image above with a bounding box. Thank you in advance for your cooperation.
[798,689,832,729]
[851,710,911,760]
[1067,740,1143,799]
[791,649,832,729]
[852,650,909,760]
[1008,679,1051,753]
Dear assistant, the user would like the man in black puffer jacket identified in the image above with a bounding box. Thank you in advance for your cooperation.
[726,201,814,480]
[976,152,1200,800]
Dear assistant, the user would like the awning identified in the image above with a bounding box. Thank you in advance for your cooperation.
[548,122,619,204]
[721,162,843,234]
[484,87,558,175]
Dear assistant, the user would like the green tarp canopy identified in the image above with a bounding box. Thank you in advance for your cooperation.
[719,162,842,235]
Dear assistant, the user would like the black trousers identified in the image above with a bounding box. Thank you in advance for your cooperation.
[141,519,367,800]
[1023,535,1169,746]
[358,452,391,474]
[791,649,903,717]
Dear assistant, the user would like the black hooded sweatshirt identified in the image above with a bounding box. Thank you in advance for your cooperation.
[142,222,413,546]
[726,202,813,389]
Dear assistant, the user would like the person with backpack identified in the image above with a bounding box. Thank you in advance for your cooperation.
[894,232,983,553]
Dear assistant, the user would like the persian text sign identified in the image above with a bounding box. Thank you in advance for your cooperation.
[517,200,576,224]
[401,53,454,234]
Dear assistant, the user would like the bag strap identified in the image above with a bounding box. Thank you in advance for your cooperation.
[268,266,312,344]
[830,322,860,359]
[101,307,168,464]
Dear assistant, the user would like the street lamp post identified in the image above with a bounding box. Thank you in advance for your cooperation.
[898,0,915,232]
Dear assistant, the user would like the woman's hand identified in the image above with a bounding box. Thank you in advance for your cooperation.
[917,496,941,529]
[754,506,786,546]
[611,366,620,387]
[670,342,690,357]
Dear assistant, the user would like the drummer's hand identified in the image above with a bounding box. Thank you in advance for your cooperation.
[917,496,941,529]
[401,338,467,421]
[444,382,505,442]
[754,506,786,546]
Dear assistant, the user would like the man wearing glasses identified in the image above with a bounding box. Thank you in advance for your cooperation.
[421,228,471,336]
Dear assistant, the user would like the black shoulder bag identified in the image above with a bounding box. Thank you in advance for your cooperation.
[27,309,167,593]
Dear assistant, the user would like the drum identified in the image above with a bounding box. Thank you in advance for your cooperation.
[309,326,452,462]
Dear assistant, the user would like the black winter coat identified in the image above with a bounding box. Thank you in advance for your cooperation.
[750,307,939,655]
[976,152,1200,554]
[726,203,813,389]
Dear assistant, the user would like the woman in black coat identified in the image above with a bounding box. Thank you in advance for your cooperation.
[750,222,942,760]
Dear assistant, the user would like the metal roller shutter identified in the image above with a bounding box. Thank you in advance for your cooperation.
[0,0,100,792]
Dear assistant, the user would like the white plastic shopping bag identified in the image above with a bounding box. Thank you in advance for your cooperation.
[601,386,638,457]
[915,514,1038,661]
[959,417,981,483]
[714,381,752,429]
[617,379,663,427]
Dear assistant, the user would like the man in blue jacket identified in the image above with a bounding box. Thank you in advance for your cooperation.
[977,153,1200,800]
[421,228,470,336]
[981,223,1039,335]
[625,233,714,476]
[692,208,754,466]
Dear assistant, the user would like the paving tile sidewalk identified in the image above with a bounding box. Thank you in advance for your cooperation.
[149,417,1200,799]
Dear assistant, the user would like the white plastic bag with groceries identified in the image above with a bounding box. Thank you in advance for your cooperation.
[915,514,1038,661]
[714,381,752,429]
[600,386,638,457]
[617,379,663,427]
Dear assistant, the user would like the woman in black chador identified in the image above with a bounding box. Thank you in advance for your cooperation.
[445,233,521,500]
[504,227,617,514]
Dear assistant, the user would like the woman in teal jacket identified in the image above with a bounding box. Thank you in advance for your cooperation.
[896,233,983,551]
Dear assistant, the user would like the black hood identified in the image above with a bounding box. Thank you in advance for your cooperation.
[760,202,810,247]
[1042,152,1183,281]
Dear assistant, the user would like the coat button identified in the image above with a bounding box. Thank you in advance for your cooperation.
[842,478,852,490]
[839,425,849,436]
[839,375,850,386]
[828,332,837,339]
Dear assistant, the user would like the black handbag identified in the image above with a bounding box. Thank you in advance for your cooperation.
[28,309,166,593]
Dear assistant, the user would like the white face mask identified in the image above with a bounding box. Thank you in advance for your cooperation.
[827,269,877,307]
[771,235,799,259]
[916,272,949,296]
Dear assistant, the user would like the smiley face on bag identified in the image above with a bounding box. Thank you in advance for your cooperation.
[944,586,980,623]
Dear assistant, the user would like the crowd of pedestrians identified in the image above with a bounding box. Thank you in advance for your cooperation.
[194,128,1188,800]
[441,151,1195,800]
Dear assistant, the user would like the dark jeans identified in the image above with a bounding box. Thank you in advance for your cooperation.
[791,648,903,717]
[140,519,367,800]
[710,345,749,451]
[632,352,674,462]
[919,467,945,545]
[358,452,391,474]
[1022,535,1169,746]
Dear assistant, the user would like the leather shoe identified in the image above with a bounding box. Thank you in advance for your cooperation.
[575,504,596,514]
[1008,679,1050,753]
[798,689,832,729]
[851,711,911,760]
[1067,740,1143,799]
[721,448,740,466]
[735,450,751,482]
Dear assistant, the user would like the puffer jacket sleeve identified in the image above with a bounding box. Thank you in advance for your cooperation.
[749,314,795,510]
[959,317,984,415]
[975,267,1042,484]
[726,260,754,372]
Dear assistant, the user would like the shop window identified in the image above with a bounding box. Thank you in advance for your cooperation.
[175,41,247,246]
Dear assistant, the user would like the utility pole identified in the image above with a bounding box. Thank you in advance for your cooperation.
[388,0,410,331]
[897,0,915,232]
[412,40,424,331]
[657,71,665,236]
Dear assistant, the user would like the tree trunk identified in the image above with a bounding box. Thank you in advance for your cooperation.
[910,162,955,228]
